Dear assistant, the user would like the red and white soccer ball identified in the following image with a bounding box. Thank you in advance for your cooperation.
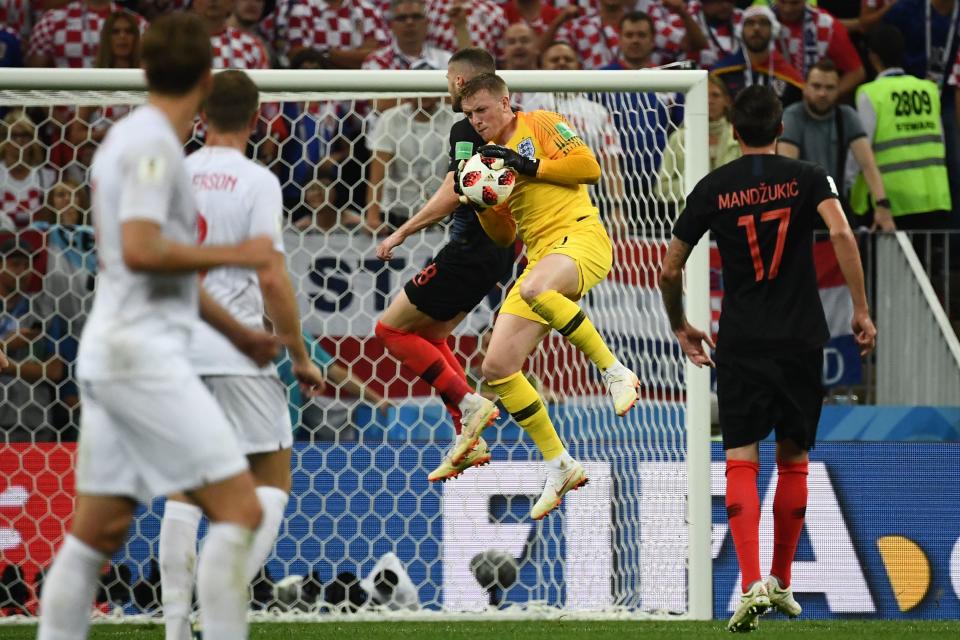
[459,153,516,208]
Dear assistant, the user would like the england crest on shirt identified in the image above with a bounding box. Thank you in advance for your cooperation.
[517,137,535,159]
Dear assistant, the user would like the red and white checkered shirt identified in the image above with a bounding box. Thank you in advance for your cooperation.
[28,1,147,68]
[682,1,743,68]
[279,0,389,61]
[425,0,509,55]
[557,14,620,70]
[777,7,862,77]
[558,9,682,71]
[0,0,34,41]
[211,27,270,70]
[946,47,960,85]
[362,42,452,70]
[0,164,54,230]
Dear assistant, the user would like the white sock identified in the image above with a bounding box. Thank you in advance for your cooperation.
[547,450,574,470]
[197,522,254,640]
[159,501,202,640]
[37,535,106,640]
[245,487,289,581]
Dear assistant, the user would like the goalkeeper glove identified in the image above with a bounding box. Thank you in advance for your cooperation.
[478,144,539,177]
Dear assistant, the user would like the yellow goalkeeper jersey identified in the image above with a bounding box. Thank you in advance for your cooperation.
[494,110,600,255]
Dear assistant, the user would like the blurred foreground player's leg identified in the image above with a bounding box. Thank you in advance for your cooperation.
[38,15,280,640]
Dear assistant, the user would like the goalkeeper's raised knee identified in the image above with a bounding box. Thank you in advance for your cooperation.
[528,289,616,371]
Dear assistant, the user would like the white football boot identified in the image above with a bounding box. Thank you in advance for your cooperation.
[449,394,499,465]
[727,580,770,633]
[531,457,589,520]
[765,575,802,618]
[601,363,640,416]
[428,437,492,482]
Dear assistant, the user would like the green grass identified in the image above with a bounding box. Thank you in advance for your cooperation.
[3,620,960,639]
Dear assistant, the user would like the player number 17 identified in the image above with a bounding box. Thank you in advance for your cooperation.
[737,207,790,282]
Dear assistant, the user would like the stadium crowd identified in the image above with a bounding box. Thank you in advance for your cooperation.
[1,0,959,447]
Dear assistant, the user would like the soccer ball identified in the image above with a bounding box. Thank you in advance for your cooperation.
[459,153,516,208]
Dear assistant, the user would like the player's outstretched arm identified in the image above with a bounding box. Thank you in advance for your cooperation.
[659,237,716,367]
[259,252,326,396]
[121,220,275,273]
[198,288,279,367]
[818,198,877,356]
[375,171,461,260]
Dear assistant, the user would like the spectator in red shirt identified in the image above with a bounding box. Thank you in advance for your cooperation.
[279,0,390,68]
[27,1,146,68]
[425,0,509,55]
[227,0,279,66]
[772,0,865,99]
[501,0,563,36]
[363,0,452,71]
[193,0,270,70]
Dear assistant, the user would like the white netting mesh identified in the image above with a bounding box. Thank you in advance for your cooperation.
[0,77,706,620]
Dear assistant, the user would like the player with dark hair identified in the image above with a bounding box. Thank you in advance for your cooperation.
[455,72,640,519]
[374,47,517,483]
[659,85,876,632]
[159,69,327,640]
[37,14,279,640]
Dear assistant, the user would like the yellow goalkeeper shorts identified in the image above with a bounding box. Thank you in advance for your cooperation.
[499,217,613,324]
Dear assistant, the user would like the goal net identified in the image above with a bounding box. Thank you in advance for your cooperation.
[0,69,711,621]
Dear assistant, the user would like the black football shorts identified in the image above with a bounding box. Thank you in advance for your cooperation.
[716,348,825,451]
[403,240,516,322]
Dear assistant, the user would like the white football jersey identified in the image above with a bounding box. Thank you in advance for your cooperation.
[185,146,284,376]
[78,105,199,381]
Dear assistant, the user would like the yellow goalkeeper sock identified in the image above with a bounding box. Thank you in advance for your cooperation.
[530,290,616,371]
[488,371,565,461]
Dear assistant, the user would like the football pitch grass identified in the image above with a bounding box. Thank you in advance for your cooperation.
[4,620,960,639]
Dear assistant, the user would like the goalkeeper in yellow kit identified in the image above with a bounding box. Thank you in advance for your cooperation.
[454,73,640,519]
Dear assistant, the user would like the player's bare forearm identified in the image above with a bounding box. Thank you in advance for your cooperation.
[831,226,870,313]
[536,151,601,185]
[818,199,869,312]
[121,220,273,273]
[397,172,461,238]
[259,252,309,363]
[658,237,693,330]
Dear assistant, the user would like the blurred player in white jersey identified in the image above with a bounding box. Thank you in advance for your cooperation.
[158,69,327,640]
[37,15,279,640]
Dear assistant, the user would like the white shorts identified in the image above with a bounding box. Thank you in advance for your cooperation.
[202,375,293,455]
[76,375,248,505]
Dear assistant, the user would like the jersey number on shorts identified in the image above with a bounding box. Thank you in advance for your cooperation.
[737,207,790,282]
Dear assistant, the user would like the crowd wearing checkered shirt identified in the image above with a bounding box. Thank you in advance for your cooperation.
[2,0,960,444]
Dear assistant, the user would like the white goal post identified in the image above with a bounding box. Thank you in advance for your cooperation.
[0,68,711,621]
